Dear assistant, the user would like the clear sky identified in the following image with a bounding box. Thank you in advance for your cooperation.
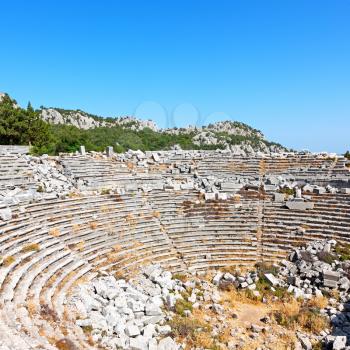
[1,1,349,153]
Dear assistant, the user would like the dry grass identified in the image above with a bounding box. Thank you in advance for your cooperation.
[40,303,58,322]
[173,273,188,283]
[21,243,40,253]
[222,287,260,307]
[2,255,15,266]
[126,162,135,170]
[168,314,212,349]
[26,300,38,315]
[273,298,329,334]
[232,194,241,202]
[238,340,262,350]
[55,338,78,350]
[307,296,328,309]
[152,210,161,218]
[193,332,217,349]
[72,224,80,233]
[329,288,340,301]
[74,241,85,251]
[112,244,122,252]
[67,192,81,198]
[297,310,330,333]
[49,228,60,237]
[114,269,125,279]
[280,298,300,318]
[217,327,231,344]
[89,221,97,229]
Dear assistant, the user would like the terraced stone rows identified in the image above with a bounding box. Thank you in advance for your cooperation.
[0,155,35,190]
[261,194,350,261]
[145,191,260,269]
[0,193,186,348]
[0,152,349,349]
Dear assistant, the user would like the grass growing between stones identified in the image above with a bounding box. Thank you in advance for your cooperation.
[55,338,78,350]
[21,243,40,252]
[2,255,15,266]
[174,298,193,316]
[173,273,188,283]
[221,286,261,306]
[168,314,216,350]
[89,221,97,229]
[49,228,60,237]
[334,243,350,261]
[272,298,330,333]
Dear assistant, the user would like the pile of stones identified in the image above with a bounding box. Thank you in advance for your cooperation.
[29,155,74,197]
[0,155,76,221]
[278,240,350,299]
[70,265,183,350]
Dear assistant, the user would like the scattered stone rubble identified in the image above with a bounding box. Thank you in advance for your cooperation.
[70,265,182,350]
[211,240,350,349]
[69,239,350,350]
[0,154,75,218]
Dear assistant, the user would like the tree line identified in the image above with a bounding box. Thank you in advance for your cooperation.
[0,94,223,154]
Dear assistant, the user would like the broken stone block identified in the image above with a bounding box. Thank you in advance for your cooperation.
[286,200,314,210]
[212,272,223,285]
[106,146,114,157]
[0,208,12,221]
[332,336,346,350]
[129,335,148,350]
[125,324,141,337]
[158,337,179,350]
[273,192,285,202]
[323,270,340,288]
[264,273,279,286]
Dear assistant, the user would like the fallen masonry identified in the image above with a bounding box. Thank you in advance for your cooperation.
[66,239,350,350]
[70,265,182,350]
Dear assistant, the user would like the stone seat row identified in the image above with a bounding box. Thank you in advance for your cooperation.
[0,193,186,348]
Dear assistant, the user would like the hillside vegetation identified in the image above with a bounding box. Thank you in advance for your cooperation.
[0,93,287,155]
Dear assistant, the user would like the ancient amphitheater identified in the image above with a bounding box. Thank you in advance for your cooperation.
[0,145,350,349]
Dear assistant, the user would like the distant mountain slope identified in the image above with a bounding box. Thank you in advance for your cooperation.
[0,93,288,154]
[40,106,288,153]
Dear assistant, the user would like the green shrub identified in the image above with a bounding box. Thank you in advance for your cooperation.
[335,243,350,261]
[173,273,188,282]
[174,298,193,316]
[279,187,294,196]
[168,315,211,338]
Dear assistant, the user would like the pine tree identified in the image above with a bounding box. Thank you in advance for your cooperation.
[0,94,52,148]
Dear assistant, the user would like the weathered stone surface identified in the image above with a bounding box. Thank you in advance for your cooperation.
[0,208,12,221]
[158,337,179,350]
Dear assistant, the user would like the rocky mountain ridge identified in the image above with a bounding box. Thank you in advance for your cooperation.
[0,92,288,153]
[39,106,287,153]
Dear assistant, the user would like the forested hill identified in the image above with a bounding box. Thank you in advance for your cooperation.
[0,93,288,155]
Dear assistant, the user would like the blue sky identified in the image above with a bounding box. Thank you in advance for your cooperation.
[0,1,349,153]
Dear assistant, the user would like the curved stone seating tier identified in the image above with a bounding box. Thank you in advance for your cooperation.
[0,155,35,190]
[145,190,260,269]
[60,155,167,190]
[60,155,133,189]
[195,154,349,183]
[0,193,184,348]
[0,182,350,348]
[261,193,350,262]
